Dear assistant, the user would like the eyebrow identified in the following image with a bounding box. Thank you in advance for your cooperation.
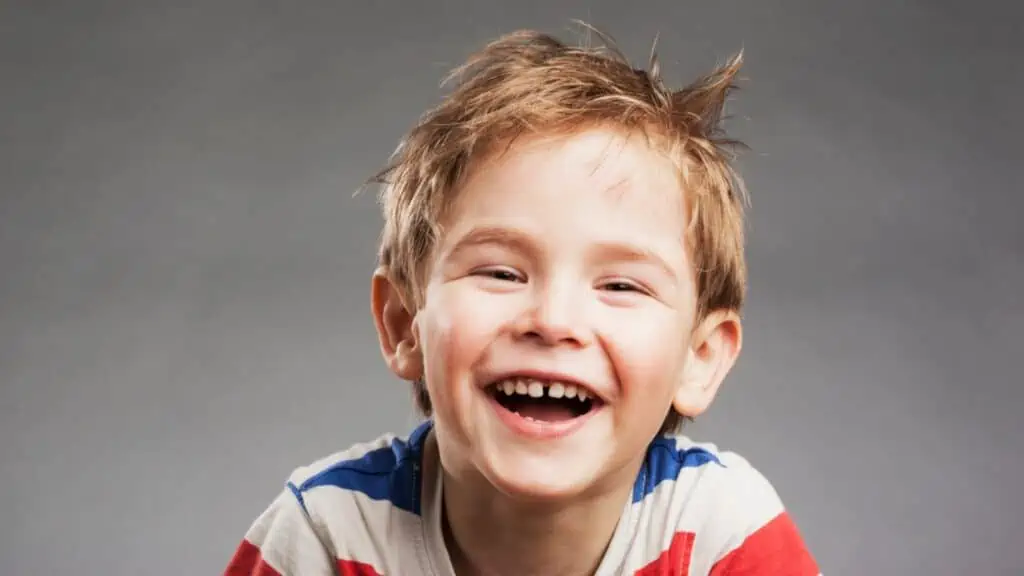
[590,242,681,283]
[443,225,540,259]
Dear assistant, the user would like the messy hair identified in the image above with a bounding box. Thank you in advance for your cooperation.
[371,23,749,433]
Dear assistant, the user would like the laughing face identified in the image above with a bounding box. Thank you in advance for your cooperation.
[372,127,741,501]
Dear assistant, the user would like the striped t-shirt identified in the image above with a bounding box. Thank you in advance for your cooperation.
[225,420,819,575]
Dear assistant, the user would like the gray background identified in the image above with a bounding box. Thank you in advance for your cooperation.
[1,1,1021,575]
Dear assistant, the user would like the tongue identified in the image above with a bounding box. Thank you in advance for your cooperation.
[516,402,577,422]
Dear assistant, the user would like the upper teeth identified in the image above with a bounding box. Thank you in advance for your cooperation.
[497,378,590,401]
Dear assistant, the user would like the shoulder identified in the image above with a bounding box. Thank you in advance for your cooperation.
[631,433,782,539]
[280,422,435,573]
[630,433,819,575]
[286,420,433,518]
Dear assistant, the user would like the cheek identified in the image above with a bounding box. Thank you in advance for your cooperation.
[420,288,507,392]
[599,308,690,398]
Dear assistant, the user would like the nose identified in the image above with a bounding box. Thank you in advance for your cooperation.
[514,281,593,348]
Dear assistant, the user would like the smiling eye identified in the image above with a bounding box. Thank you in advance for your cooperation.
[490,270,520,282]
[601,281,641,292]
[476,268,522,282]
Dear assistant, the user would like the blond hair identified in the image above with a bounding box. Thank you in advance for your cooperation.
[371,24,749,433]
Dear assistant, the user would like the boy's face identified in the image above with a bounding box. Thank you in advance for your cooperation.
[373,127,741,501]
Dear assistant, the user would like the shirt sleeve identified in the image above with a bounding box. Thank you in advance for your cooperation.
[223,487,336,576]
[706,456,820,576]
[707,510,820,576]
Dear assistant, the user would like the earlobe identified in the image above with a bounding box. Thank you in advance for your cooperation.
[370,268,424,381]
[672,310,743,418]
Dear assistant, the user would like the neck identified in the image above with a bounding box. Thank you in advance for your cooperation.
[440,467,631,576]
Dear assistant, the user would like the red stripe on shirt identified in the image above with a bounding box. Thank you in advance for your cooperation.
[223,539,282,576]
[336,558,384,576]
[634,530,696,575]
[708,511,818,575]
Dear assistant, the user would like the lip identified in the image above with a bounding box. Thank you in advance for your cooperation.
[482,369,605,402]
[486,390,602,440]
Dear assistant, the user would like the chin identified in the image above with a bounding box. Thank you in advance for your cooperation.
[480,448,606,502]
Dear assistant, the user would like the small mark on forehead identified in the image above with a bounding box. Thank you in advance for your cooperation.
[601,175,635,200]
[576,136,681,204]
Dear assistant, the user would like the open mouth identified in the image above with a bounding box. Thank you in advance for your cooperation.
[488,378,599,423]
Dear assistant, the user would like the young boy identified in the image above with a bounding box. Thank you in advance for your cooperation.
[225,26,820,576]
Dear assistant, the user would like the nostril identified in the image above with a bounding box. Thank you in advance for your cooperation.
[518,327,586,348]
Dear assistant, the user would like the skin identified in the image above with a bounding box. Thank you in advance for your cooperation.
[371,127,742,576]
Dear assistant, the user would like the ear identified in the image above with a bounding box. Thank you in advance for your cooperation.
[370,267,423,382]
[673,309,743,418]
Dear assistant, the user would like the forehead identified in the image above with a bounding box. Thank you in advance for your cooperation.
[444,127,687,240]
